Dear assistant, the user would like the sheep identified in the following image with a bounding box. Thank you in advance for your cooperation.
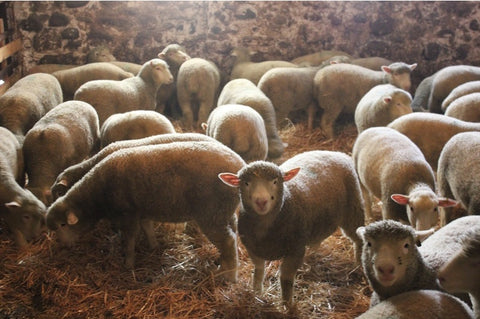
[442,80,480,112]
[202,104,268,163]
[427,65,480,113]
[218,79,284,159]
[290,49,353,66]
[354,84,412,133]
[411,74,435,112]
[22,101,100,206]
[352,127,456,231]
[46,141,245,281]
[257,66,320,131]
[351,57,393,71]
[0,127,47,247]
[437,132,480,225]
[27,64,76,75]
[53,62,134,101]
[0,73,63,143]
[230,47,298,84]
[51,133,217,200]
[313,62,417,138]
[438,225,480,319]
[388,112,480,171]
[218,150,365,305]
[100,110,175,148]
[85,45,116,63]
[176,58,220,129]
[355,289,474,319]
[444,93,480,122]
[74,58,173,125]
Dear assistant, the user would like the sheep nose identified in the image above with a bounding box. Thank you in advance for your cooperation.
[255,199,268,211]
[378,265,395,275]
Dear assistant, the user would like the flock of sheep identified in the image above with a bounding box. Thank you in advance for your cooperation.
[0,43,479,318]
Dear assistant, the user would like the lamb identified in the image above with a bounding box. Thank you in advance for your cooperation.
[314,62,417,138]
[437,132,480,225]
[444,93,480,122]
[354,84,412,133]
[217,79,284,159]
[100,110,175,148]
[388,112,480,171]
[257,66,320,131]
[53,62,134,101]
[441,80,480,112]
[74,58,173,125]
[0,127,47,247]
[0,73,63,143]
[219,150,365,305]
[230,47,298,84]
[176,58,220,129]
[46,141,245,281]
[51,133,217,200]
[355,289,474,319]
[22,101,100,206]
[356,220,439,307]
[352,127,456,231]
[202,104,268,163]
[290,49,353,66]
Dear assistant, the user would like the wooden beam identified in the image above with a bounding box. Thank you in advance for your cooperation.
[0,38,22,63]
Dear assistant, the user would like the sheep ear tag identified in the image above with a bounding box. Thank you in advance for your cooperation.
[218,173,241,187]
[391,194,409,206]
[283,167,300,182]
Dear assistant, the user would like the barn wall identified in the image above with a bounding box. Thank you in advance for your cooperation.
[12,1,480,87]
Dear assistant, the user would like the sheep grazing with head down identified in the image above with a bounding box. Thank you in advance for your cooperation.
[357,220,439,307]
[219,150,365,305]
[352,127,456,231]
[74,58,173,125]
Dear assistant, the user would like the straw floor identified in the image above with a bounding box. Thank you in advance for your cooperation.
[0,119,380,319]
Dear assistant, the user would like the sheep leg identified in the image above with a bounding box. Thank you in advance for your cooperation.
[360,184,373,222]
[197,101,213,130]
[280,248,305,305]
[140,219,158,250]
[247,251,265,294]
[438,175,455,226]
[319,104,341,139]
[306,102,316,131]
[178,99,194,128]
[122,219,141,269]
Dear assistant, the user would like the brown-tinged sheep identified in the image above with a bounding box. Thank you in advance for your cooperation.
[219,150,365,305]
[100,110,175,148]
[176,58,220,129]
[0,127,46,247]
[352,127,456,231]
[218,79,284,159]
[411,73,435,112]
[354,84,412,133]
[202,104,268,163]
[0,73,63,143]
[23,101,100,206]
[27,64,76,75]
[74,58,173,125]
[85,45,117,63]
[350,57,393,71]
[290,49,353,66]
[314,62,417,138]
[46,141,245,281]
[388,112,480,171]
[444,93,480,122]
[442,80,480,112]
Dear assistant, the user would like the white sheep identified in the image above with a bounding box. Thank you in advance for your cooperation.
[23,101,100,206]
[290,49,353,66]
[176,58,220,129]
[46,141,245,281]
[354,84,412,133]
[219,150,365,305]
[437,132,480,225]
[388,112,480,171]
[202,104,268,163]
[218,79,284,159]
[100,110,175,148]
[444,92,480,122]
[0,73,63,143]
[352,127,456,231]
[314,62,417,138]
[350,57,393,71]
[230,47,298,84]
[74,58,173,125]
[441,80,480,112]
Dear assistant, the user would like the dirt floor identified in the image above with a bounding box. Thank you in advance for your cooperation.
[0,120,382,319]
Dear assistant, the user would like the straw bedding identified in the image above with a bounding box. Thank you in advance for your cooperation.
[0,120,378,319]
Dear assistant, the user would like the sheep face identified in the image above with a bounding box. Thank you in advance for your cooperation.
[382,63,417,91]
[149,59,174,86]
[158,44,191,66]
[386,91,412,118]
[46,200,87,247]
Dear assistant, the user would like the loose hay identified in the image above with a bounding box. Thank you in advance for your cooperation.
[0,121,374,319]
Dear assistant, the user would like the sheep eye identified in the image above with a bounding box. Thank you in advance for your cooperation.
[273,180,277,185]
[404,243,409,249]
[410,206,414,212]
[271,196,274,200]
[60,223,66,228]
[245,182,249,186]
[434,207,438,212]
[367,242,372,247]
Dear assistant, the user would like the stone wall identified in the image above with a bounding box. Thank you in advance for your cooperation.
[11,1,480,87]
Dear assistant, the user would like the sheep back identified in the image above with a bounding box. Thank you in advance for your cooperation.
[441,80,480,112]
[411,74,435,112]
[444,92,480,122]
[291,50,353,66]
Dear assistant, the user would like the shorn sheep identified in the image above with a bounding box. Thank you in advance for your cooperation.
[217,79,285,159]
[46,141,245,281]
[437,132,480,225]
[313,62,417,138]
[441,80,480,112]
[219,150,365,305]
[23,101,100,206]
[352,127,456,231]
[74,58,173,125]
[202,104,268,163]
[444,92,480,122]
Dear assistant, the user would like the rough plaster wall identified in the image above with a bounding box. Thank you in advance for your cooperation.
[12,1,480,88]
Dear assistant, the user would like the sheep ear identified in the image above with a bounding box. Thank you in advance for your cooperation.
[158,52,166,59]
[283,167,300,182]
[5,201,21,209]
[356,226,366,241]
[391,194,409,205]
[381,65,392,74]
[409,63,418,71]
[58,179,69,187]
[383,96,392,104]
[201,122,208,131]
[67,211,78,225]
[438,198,457,208]
[218,173,241,187]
